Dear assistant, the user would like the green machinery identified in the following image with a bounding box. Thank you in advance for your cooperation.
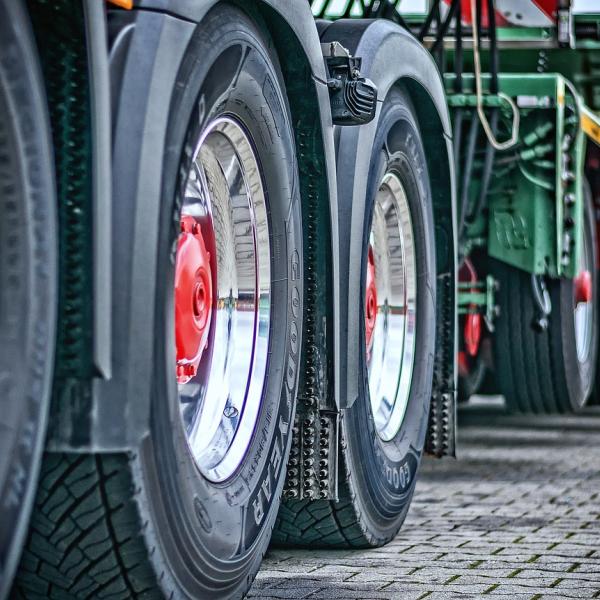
[313,0,600,412]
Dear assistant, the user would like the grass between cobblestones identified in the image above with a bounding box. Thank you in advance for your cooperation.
[248,405,600,600]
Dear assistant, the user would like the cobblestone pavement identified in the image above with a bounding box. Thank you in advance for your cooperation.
[249,403,600,600]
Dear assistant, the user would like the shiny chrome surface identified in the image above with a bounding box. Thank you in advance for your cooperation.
[574,223,593,364]
[178,117,271,483]
[367,172,417,442]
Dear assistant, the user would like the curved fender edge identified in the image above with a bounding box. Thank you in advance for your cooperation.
[321,19,457,456]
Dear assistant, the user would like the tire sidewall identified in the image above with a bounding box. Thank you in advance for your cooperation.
[136,7,302,597]
[344,87,436,539]
[0,3,56,594]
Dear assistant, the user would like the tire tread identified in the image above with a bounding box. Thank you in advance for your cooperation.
[13,454,162,600]
[492,260,572,414]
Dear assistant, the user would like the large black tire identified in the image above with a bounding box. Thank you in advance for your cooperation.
[13,6,302,599]
[491,192,598,414]
[274,87,436,548]
[458,353,487,402]
[0,2,57,597]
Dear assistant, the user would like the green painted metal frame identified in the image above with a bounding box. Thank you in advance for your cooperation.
[446,72,586,279]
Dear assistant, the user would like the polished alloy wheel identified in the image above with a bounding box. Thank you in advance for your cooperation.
[366,172,417,441]
[175,116,271,483]
[574,225,593,363]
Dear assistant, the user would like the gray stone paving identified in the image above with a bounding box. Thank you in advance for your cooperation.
[249,404,600,599]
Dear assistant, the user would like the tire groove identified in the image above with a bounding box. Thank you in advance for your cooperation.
[95,457,138,600]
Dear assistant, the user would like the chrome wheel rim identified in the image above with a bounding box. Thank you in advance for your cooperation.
[176,116,271,483]
[574,223,593,363]
[367,172,417,442]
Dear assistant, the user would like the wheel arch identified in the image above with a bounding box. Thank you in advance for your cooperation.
[320,19,457,455]
[137,0,342,436]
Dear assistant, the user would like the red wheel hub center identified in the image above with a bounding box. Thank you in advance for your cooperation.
[459,259,482,358]
[175,215,213,384]
[365,245,377,353]
[574,270,592,305]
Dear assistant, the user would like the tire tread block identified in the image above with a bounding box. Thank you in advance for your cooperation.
[13,454,161,600]
[492,260,576,414]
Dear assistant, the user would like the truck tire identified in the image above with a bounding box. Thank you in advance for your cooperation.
[275,87,436,548]
[458,354,487,401]
[13,6,302,599]
[491,190,598,414]
[0,2,57,597]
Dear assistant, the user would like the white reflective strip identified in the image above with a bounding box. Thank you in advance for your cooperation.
[496,0,554,27]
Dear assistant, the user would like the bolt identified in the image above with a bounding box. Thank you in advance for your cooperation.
[223,405,239,419]
[176,363,196,378]
[532,316,549,332]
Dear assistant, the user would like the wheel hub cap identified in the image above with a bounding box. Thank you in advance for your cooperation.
[175,216,213,384]
[574,266,593,363]
[366,172,417,442]
[175,116,271,482]
[365,245,378,355]
[574,270,592,305]
[459,259,482,358]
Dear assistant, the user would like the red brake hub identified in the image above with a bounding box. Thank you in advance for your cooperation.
[459,259,482,358]
[464,311,482,357]
[175,215,213,384]
[574,270,592,305]
[365,245,377,354]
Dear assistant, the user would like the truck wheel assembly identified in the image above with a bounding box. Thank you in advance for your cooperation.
[276,88,436,548]
[0,2,57,597]
[7,0,600,597]
[14,6,302,599]
[491,190,598,414]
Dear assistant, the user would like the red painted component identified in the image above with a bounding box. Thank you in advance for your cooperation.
[365,245,377,355]
[443,0,507,27]
[459,258,482,358]
[175,215,213,384]
[575,270,592,305]
[444,0,558,28]
[464,312,482,357]
[458,351,469,378]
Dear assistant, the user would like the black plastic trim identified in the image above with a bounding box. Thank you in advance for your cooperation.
[84,0,112,380]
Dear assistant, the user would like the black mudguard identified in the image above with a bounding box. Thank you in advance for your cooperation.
[320,19,458,456]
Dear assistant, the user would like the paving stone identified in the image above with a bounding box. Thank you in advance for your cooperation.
[249,406,600,599]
